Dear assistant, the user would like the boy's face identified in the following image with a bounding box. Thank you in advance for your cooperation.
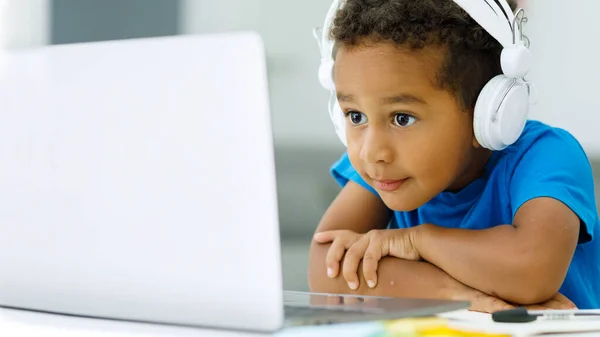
[334,41,489,211]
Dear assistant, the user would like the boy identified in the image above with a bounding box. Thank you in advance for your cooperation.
[308,0,600,312]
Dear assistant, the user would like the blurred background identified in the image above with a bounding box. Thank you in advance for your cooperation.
[1,0,600,293]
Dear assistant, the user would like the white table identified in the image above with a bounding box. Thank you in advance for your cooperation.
[0,306,382,337]
[0,306,597,337]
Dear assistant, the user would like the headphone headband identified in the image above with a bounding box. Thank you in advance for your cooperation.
[454,0,515,47]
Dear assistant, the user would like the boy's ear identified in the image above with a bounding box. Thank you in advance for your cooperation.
[472,134,482,149]
[468,108,481,148]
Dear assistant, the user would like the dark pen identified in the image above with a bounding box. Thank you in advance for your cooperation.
[492,307,600,323]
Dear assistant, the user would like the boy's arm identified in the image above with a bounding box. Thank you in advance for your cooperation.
[415,197,580,305]
[307,181,513,312]
[414,132,593,306]
[310,241,515,313]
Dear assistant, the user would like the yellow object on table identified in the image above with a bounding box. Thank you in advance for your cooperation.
[377,317,512,337]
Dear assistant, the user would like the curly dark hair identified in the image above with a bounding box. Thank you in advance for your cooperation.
[330,0,518,111]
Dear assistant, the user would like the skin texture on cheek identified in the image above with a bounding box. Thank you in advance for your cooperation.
[334,41,491,211]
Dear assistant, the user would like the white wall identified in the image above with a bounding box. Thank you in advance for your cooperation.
[180,0,343,150]
[0,0,50,49]
[526,0,600,157]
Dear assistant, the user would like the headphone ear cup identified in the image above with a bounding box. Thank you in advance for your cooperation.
[473,75,529,151]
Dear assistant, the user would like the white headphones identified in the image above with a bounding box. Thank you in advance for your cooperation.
[315,0,534,151]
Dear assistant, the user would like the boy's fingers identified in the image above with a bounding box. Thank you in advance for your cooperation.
[552,293,578,309]
[362,239,383,288]
[342,237,369,290]
[313,230,347,243]
[325,239,347,278]
[484,297,514,313]
[469,292,513,313]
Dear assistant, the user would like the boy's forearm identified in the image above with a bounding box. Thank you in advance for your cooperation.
[415,224,567,305]
[308,241,457,299]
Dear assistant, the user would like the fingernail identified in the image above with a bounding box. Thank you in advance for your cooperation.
[327,268,334,278]
[367,280,376,288]
[348,282,358,290]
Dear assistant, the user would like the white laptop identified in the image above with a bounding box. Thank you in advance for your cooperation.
[0,32,468,332]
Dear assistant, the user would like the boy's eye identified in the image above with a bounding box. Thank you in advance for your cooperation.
[394,113,417,127]
[348,111,367,125]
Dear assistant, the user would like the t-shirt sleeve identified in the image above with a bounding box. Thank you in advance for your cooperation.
[330,152,379,196]
[509,128,598,244]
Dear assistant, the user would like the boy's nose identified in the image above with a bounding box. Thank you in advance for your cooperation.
[360,130,394,164]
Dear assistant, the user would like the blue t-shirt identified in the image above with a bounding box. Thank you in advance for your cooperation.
[330,120,600,309]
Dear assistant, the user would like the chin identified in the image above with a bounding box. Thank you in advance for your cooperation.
[380,196,423,212]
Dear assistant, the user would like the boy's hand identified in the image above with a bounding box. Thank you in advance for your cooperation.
[452,285,576,313]
[312,230,363,281]
[467,292,576,313]
[314,229,419,290]
[448,283,515,313]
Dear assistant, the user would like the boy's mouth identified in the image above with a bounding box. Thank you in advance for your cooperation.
[372,178,408,192]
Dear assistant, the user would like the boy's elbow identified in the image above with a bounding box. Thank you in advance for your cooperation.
[500,265,564,305]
